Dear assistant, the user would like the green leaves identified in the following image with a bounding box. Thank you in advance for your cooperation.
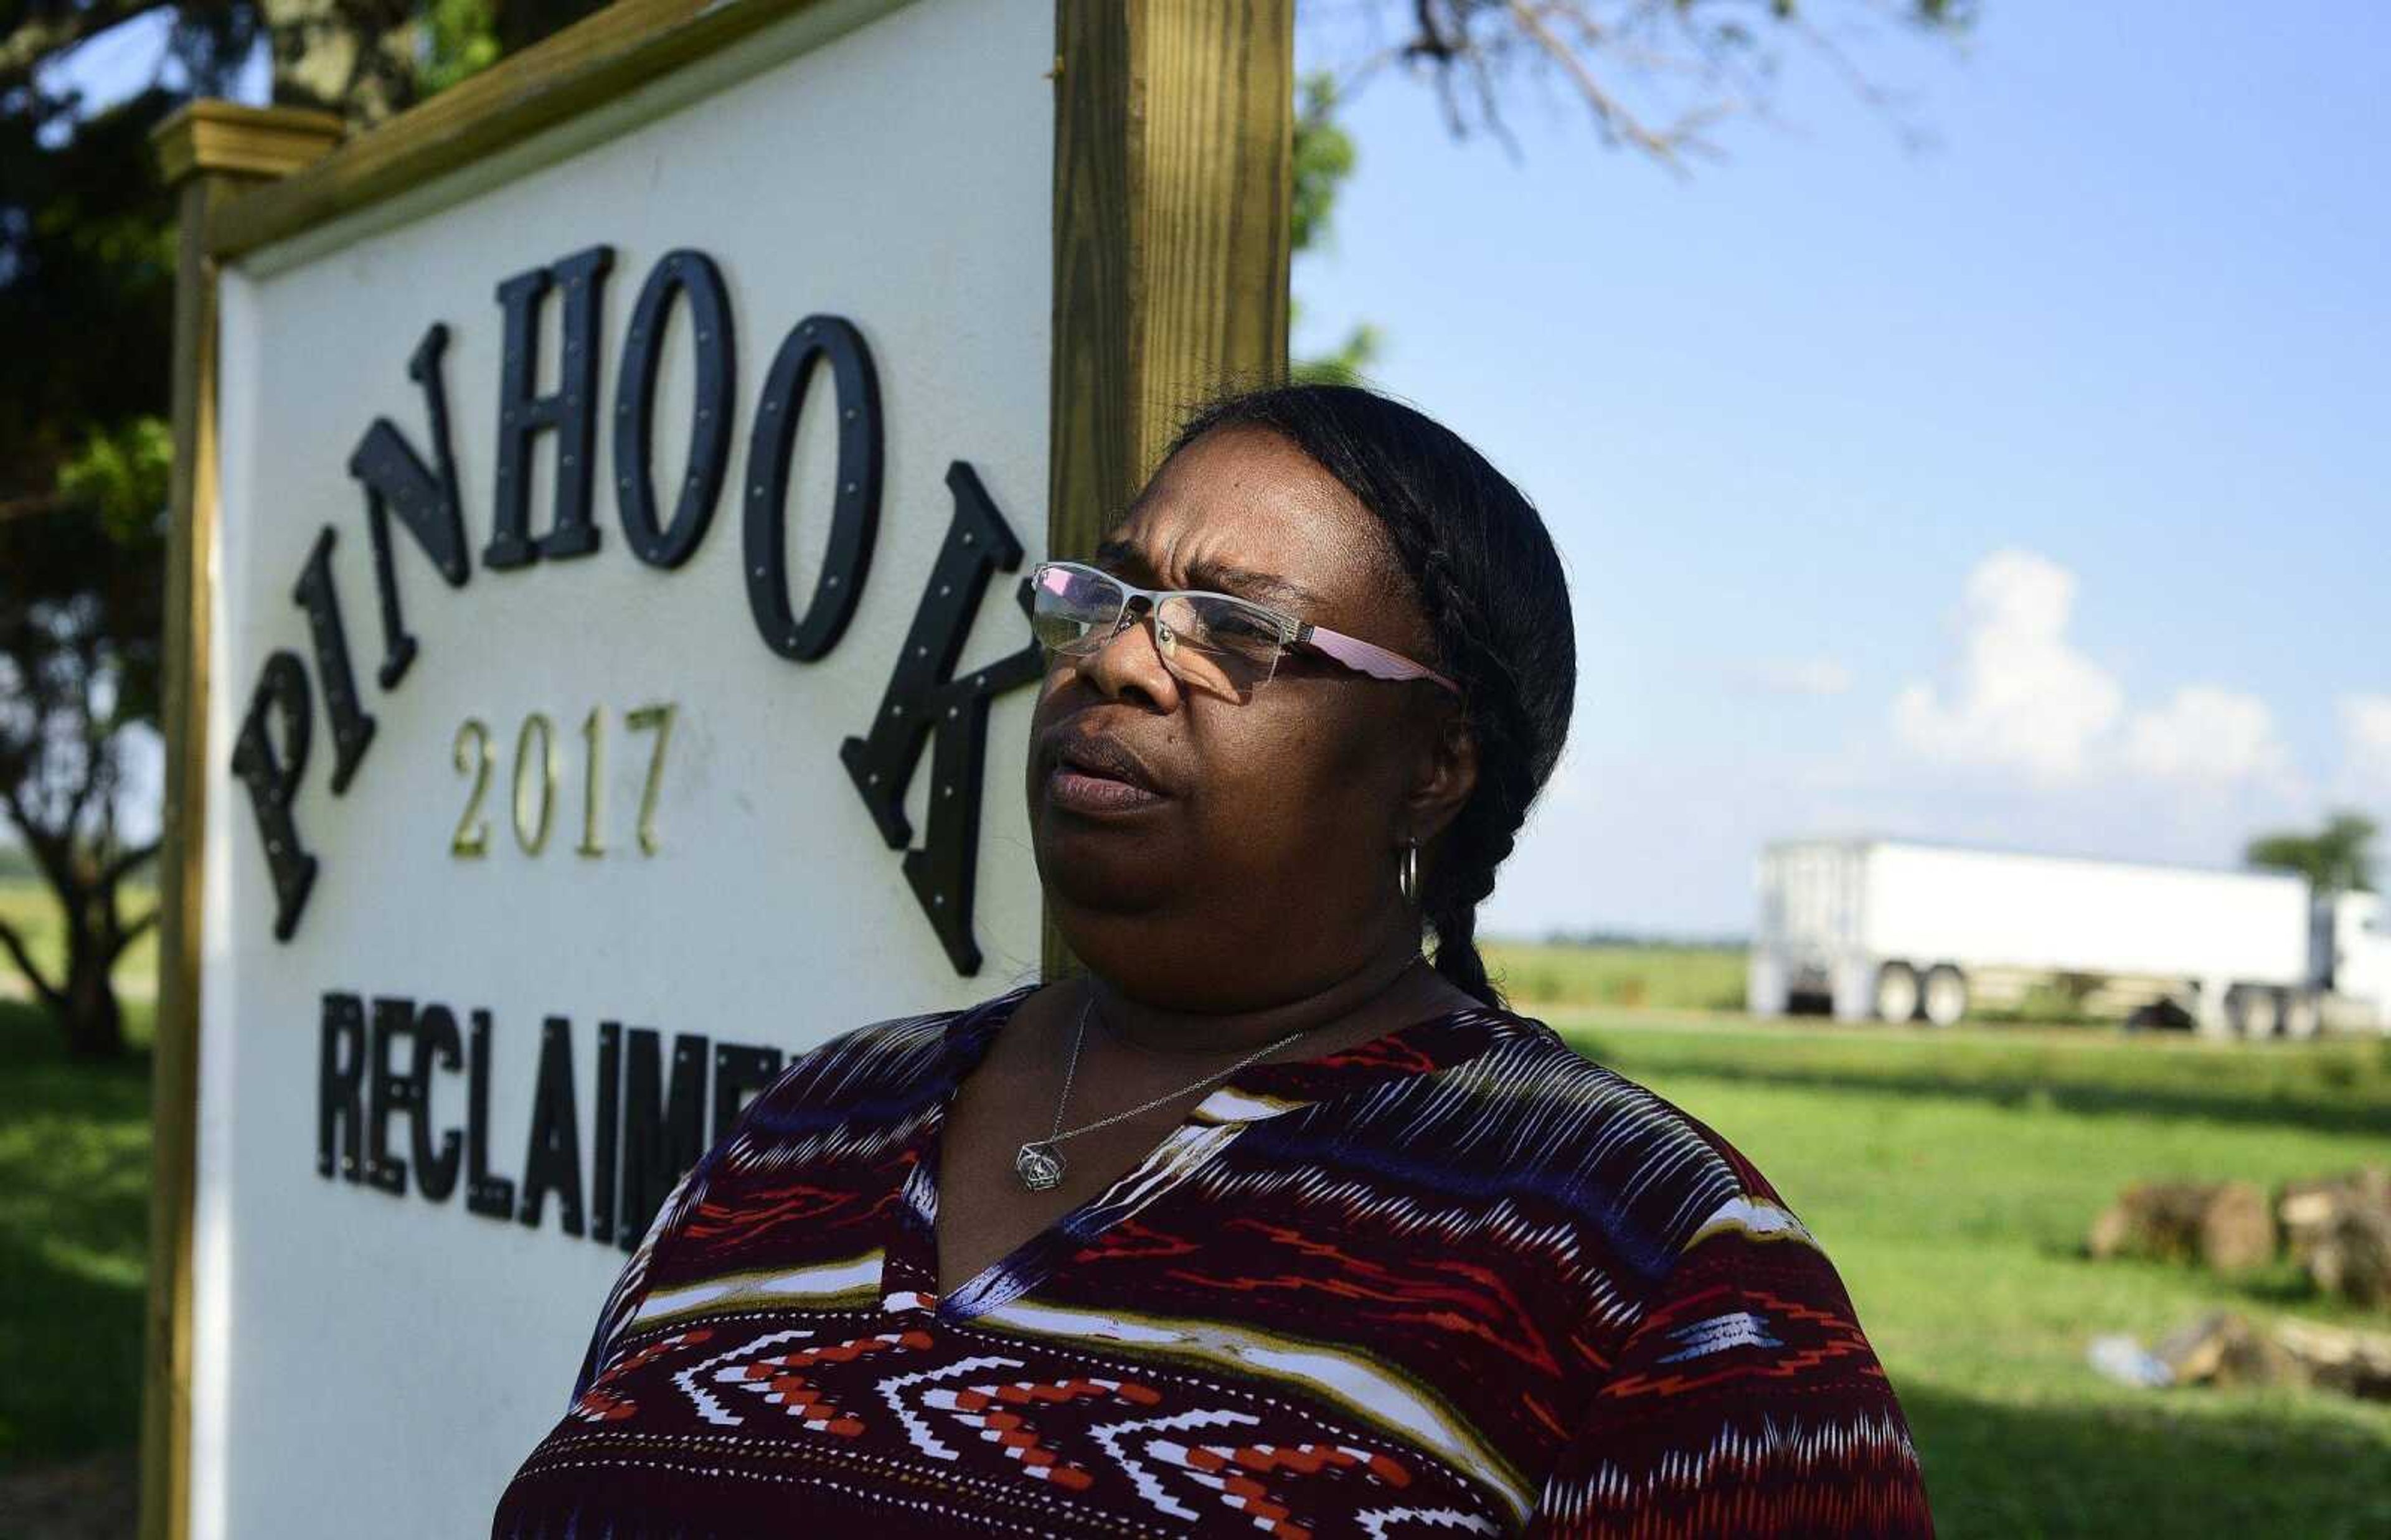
[1291,320,1383,389]
[1291,70,1356,258]
[418,0,504,96]
[1290,70,1380,387]
[2247,813,2380,896]
[57,415,171,544]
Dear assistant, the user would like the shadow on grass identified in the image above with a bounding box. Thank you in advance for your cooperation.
[0,1003,153,1472]
[1903,1379,2391,1539]
[1589,1057,2391,1140]
[0,1228,146,1471]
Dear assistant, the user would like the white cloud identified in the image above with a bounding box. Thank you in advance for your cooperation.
[1891,550,2308,807]
[1738,657,1853,697]
[2120,685,2297,792]
[2336,694,2391,803]
[1890,550,2123,782]
[1497,552,2351,936]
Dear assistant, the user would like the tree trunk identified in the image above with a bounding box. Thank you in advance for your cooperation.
[56,904,128,1056]
[0,858,134,1060]
[62,923,126,1061]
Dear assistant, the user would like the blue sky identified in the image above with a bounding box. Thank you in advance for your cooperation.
[33,2,2390,939]
[1293,1,2390,937]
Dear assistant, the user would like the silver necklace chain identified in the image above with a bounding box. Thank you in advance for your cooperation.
[1013,992,1323,1191]
[1049,995,1313,1145]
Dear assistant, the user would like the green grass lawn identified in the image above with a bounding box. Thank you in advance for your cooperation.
[0,996,153,1472]
[1484,939,1748,1012]
[1537,1004,2391,1540]
[4,921,2389,1534]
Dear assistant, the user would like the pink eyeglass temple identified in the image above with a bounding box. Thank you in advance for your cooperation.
[1299,626,1461,694]
[1037,563,1461,695]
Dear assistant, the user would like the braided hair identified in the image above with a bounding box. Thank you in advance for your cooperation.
[1162,385,1576,1008]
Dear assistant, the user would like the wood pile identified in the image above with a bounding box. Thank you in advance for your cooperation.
[2085,1167,2391,1406]
[2087,1180,2275,1272]
[2087,1165,2390,1308]
[2273,1317,2391,1400]
[2278,1167,2391,1310]
[2151,1312,2391,1401]
[2151,1312,2297,1387]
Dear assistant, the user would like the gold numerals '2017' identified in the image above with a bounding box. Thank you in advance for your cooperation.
[451,703,676,859]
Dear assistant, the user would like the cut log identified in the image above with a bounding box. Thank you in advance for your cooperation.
[2279,1166,2391,1310]
[2088,1180,2278,1272]
[2089,1181,2212,1264]
[2199,1181,2276,1274]
[2152,1312,2299,1389]
[2273,1318,2391,1401]
[2306,1204,2391,1311]
[2280,1165,2390,1254]
[2148,1311,2391,1401]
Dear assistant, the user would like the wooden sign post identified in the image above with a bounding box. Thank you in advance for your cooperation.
[142,4,1288,1534]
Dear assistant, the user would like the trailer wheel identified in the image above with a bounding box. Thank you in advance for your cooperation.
[2228,985,2282,1040]
[1874,962,1922,1023]
[2283,993,2321,1040]
[1922,965,1968,1027]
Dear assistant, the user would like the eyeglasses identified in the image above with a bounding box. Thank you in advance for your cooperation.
[1029,560,1461,705]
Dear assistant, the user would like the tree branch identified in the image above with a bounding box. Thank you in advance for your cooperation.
[1,781,74,894]
[1329,0,1957,173]
[101,835,160,890]
[0,909,65,1012]
[1504,0,1686,165]
[114,904,159,956]
[1408,0,1456,61]
[59,711,105,850]
[1787,10,1938,151]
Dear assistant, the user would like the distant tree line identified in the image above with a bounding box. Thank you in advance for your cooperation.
[2247,812,2377,896]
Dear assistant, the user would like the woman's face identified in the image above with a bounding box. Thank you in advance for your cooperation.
[1026,424,1474,1010]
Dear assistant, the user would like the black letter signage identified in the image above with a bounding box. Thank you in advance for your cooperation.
[410,1003,465,1203]
[518,1015,586,1236]
[230,650,319,942]
[620,1028,706,1253]
[291,528,375,794]
[232,250,1037,975]
[839,461,1044,972]
[616,250,735,568]
[743,314,881,660]
[485,245,613,568]
[349,324,469,690]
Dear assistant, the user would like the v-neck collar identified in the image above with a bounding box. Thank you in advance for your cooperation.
[953,979,1503,1110]
[878,981,1512,1323]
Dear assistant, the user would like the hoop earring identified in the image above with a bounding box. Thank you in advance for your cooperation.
[1398,838,1420,908]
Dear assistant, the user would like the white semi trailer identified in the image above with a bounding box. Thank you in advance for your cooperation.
[1749,838,2391,1037]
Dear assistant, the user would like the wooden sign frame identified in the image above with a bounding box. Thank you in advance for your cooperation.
[141,4,1288,1533]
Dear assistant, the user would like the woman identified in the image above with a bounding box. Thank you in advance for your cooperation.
[493,385,1932,1537]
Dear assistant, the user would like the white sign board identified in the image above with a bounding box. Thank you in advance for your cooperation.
[196,1,1062,1532]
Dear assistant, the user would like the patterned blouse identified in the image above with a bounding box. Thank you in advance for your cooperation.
[493,982,1931,1537]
